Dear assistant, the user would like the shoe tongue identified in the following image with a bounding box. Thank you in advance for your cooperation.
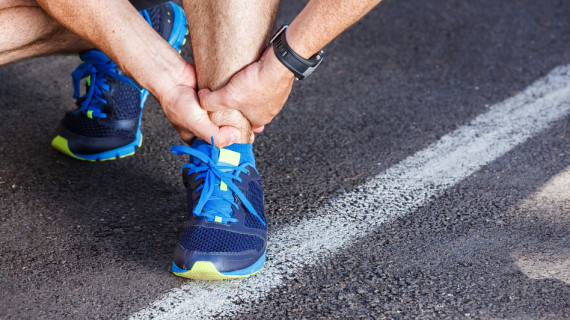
[190,140,240,191]
[188,140,257,222]
[190,139,255,166]
[217,148,240,191]
[190,140,214,162]
[217,148,240,166]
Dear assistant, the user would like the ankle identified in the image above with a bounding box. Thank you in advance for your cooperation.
[209,109,254,144]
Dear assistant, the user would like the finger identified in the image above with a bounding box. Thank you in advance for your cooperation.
[198,88,231,112]
[217,126,242,148]
[189,112,241,147]
[176,128,195,144]
[252,126,265,133]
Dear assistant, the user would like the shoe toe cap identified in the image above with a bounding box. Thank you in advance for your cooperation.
[174,243,264,273]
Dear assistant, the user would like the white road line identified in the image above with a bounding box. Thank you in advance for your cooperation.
[130,65,570,319]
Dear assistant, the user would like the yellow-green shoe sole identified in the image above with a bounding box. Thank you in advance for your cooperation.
[173,261,263,280]
[50,135,141,162]
[172,252,266,280]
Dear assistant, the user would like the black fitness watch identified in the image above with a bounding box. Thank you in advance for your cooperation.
[270,25,324,80]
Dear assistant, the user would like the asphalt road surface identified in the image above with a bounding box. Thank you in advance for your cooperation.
[1,0,569,319]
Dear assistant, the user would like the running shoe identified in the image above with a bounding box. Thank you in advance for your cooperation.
[51,2,188,161]
[171,139,267,280]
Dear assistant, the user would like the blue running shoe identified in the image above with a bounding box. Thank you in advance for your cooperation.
[51,2,188,161]
[171,139,267,280]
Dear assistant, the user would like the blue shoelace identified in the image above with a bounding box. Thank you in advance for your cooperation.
[171,140,265,226]
[71,50,141,119]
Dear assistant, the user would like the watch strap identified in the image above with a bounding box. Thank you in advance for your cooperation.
[271,25,323,80]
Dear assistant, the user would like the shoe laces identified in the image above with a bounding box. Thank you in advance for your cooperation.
[171,139,265,226]
[71,50,141,119]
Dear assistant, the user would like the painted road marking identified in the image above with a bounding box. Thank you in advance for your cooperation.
[514,165,570,285]
[130,65,570,319]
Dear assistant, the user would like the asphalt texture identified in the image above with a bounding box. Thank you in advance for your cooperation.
[1,0,569,319]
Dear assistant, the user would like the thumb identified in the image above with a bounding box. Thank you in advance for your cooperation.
[252,126,265,133]
[198,88,229,112]
[216,126,242,148]
[189,113,241,147]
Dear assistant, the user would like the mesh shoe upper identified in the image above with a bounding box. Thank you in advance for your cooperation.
[62,76,142,139]
[178,227,265,253]
[57,2,182,147]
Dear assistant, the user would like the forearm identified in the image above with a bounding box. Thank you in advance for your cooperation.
[287,0,382,59]
[185,0,383,133]
[35,0,188,100]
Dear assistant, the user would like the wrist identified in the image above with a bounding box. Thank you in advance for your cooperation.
[264,46,296,82]
[270,25,324,80]
[285,21,316,59]
[142,50,193,103]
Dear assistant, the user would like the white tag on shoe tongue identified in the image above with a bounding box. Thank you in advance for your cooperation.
[217,148,240,191]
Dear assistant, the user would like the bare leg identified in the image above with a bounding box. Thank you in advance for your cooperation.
[183,0,279,144]
[0,0,92,66]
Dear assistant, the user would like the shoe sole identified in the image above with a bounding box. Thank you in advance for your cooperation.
[51,2,188,162]
[51,126,144,162]
[171,252,266,280]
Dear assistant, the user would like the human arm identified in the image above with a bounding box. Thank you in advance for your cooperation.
[198,0,383,131]
[35,0,240,146]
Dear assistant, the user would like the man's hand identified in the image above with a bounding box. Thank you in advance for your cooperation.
[198,46,295,132]
[36,0,241,147]
[158,62,242,147]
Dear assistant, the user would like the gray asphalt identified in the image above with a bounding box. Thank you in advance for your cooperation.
[1,0,569,318]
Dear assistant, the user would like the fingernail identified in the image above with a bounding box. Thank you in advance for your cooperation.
[230,132,240,144]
